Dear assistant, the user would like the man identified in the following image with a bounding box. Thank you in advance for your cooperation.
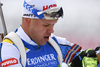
[1,0,83,67]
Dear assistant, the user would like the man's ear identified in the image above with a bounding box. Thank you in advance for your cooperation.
[25,18,31,25]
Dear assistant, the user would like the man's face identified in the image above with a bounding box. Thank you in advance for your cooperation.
[28,19,57,45]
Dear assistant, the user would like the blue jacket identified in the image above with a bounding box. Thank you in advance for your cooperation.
[1,27,81,67]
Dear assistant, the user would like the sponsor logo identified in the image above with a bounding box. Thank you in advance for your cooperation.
[34,61,57,67]
[27,54,56,65]
[23,14,34,17]
[0,58,18,67]
[43,4,57,11]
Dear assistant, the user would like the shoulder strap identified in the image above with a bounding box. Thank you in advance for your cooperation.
[48,37,63,67]
[4,32,26,67]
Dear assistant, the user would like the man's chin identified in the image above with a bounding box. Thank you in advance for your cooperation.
[39,42,47,46]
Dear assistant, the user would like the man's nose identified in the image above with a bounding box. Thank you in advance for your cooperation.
[47,26,54,33]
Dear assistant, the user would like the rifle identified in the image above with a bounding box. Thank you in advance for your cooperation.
[0,2,7,41]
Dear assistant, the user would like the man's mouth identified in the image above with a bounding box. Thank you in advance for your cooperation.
[44,36,49,41]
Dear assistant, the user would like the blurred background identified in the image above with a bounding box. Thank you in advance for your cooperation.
[0,0,100,50]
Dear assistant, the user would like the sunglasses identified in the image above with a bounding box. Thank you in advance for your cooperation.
[42,7,63,20]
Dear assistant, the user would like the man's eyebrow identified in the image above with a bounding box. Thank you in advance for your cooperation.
[43,22,50,24]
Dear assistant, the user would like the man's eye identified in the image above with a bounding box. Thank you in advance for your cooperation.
[44,25,49,27]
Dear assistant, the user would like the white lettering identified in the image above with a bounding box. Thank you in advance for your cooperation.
[27,58,31,65]
[34,61,57,67]
[1,59,17,66]
[39,56,45,62]
[27,54,57,65]
[50,54,56,60]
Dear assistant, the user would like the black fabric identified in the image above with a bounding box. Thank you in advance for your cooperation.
[70,51,86,67]
[95,47,100,51]
[87,50,96,57]
[70,56,82,67]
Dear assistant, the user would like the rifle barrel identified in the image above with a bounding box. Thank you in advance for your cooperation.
[0,2,7,37]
